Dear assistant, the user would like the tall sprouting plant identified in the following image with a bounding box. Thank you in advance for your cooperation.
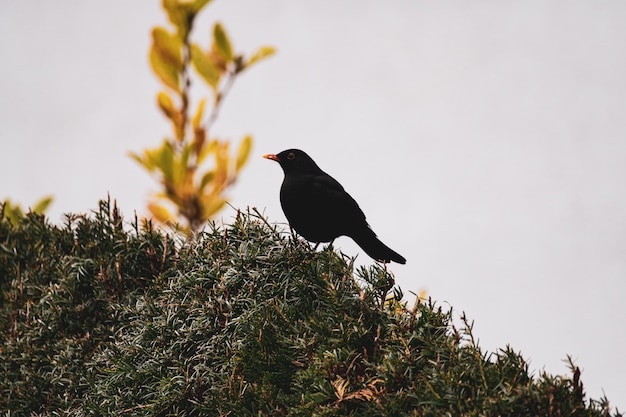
[130,0,274,232]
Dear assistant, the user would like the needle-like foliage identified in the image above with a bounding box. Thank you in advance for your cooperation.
[0,200,621,416]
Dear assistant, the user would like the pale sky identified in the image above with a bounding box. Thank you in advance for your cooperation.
[1,1,625,410]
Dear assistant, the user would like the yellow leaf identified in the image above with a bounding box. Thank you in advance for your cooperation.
[236,135,253,172]
[191,99,208,153]
[180,141,193,169]
[152,27,183,68]
[171,146,190,190]
[162,0,213,35]
[213,22,233,62]
[145,147,164,170]
[190,43,220,90]
[190,0,213,12]
[32,196,53,214]
[154,141,175,182]
[192,98,207,130]
[198,170,215,191]
[129,151,156,172]
[162,0,191,39]
[150,44,180,92]
[214,141,230,186]
[147,202,174,224]
[157,91,176,119]
[197,138,217,165]
[246,46,276,68]
[200,194,226,219]
[1,199,24,223]
[157,91,184,141]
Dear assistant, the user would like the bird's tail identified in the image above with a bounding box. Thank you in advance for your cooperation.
[351,228,406,264]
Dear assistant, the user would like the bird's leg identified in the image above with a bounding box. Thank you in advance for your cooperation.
[313,242,320,251]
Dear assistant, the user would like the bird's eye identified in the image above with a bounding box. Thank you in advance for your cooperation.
[287,152,295,160]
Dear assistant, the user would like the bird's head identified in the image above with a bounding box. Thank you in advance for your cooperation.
[263,149,322,175]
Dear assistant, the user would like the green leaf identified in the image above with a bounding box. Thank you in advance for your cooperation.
[145,147,163,168]
[246,46,276,68]
[152,27,183,68]
[190,0,213,12]
[150,44,180,92]
[129,151,155,172]
[161,142,175,182]
[32,196,53,214]
[190,44,220,90]
[162,0,212,40]
[162,0,192,39]
[180,143,193,168]
[177,142,193,183]
[213,23,233,62]
[1,199,23,223]
[236,135,253,172]
[199,170,215,191]
[149,27,183,91]
[148,141,175,182]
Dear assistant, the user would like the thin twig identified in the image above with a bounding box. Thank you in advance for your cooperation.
[178,38,193,147]
[205,68,238,137]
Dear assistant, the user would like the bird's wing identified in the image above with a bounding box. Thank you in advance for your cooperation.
[312,173,345,193]
[312,173,368,224]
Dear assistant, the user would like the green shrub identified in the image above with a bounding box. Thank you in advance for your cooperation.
[0,200,620,416]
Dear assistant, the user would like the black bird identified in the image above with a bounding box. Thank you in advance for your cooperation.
[263,149,406,264]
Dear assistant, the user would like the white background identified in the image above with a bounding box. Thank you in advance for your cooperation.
[1,1,625,411]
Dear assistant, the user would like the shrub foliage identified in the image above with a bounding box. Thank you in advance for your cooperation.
[0,200,620,416]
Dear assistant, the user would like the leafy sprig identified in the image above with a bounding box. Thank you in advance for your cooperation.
[131,0,275,232]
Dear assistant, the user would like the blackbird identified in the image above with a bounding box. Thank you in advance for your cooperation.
[263,149,406,264]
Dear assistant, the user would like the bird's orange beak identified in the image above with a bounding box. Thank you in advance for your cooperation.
[263,153,280,162]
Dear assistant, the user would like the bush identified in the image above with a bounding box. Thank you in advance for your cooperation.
[0,200,620,416]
